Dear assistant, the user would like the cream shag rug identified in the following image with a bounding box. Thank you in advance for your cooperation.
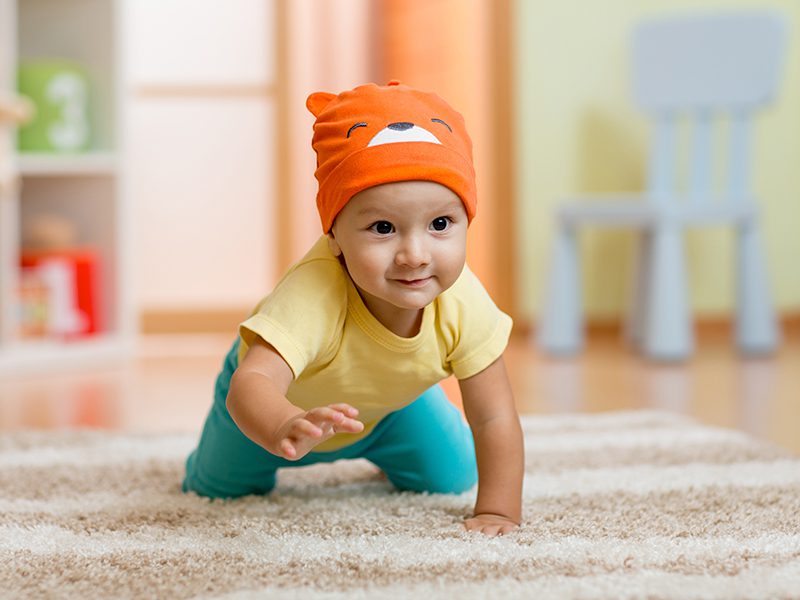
[2,411,799,600]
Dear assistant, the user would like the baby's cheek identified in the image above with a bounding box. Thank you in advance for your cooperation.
[441,254,466,287]
[350,261,383,290]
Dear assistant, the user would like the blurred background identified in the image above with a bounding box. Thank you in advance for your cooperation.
[0,0,798,449]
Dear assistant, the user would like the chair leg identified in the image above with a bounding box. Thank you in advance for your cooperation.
[624,230,652,349]
[538,224,583,355]
[736,223,780,354]
[643,225,693,361]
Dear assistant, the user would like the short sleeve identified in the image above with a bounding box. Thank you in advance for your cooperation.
[238,258,347,378]
[439,266,513,380]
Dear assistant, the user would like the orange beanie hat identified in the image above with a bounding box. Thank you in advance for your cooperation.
[307,81,477,233]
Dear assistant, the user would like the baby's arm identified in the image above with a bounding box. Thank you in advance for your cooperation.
[226,337,364,460]
[459,354,524,536]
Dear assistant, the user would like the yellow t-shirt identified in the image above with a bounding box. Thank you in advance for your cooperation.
[238,236,513,451]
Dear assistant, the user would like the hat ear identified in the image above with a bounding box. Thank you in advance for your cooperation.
[306,92,336,117]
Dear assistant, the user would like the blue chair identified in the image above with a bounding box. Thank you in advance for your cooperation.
[538,11,787,361]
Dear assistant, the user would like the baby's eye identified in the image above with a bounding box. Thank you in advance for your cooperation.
[430,217,451,232]
[370,221,394,235]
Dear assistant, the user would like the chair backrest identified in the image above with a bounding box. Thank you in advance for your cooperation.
[630,12,787,206]
[632,12,786,112]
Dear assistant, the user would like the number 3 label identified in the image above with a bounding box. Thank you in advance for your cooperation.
[46,73,89,151]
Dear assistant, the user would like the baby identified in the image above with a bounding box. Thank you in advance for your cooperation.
[183,81,524,536]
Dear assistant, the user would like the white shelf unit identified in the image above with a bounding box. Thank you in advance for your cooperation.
[18,152,118,176]
[0,0,133,375]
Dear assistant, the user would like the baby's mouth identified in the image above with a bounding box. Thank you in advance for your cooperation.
[394,276,433,288]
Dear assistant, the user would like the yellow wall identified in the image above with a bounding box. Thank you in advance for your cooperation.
[515,0,800,323]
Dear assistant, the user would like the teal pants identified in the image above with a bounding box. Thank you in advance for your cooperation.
[183,340,477,498]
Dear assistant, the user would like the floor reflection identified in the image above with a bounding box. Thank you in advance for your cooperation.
[736,358,775,443]
[1,332,798,454]
[642,365,691,415]
[505,330,799,454]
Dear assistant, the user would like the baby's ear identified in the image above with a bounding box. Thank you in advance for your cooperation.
[326,232,342,257]
[306,92,336,117]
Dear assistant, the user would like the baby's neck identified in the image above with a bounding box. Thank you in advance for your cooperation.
[381,307,424,338]
[355,287,424,338]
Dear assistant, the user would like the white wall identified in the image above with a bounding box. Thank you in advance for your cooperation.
[281,0,374,263]
[124,0,276,311]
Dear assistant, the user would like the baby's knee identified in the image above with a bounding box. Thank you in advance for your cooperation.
[183,452,275,499]
[391,453,477,494]
[424,464,477,494]
[182,472,275,499]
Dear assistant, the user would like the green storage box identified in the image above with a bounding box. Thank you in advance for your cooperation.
[17,60,91,152]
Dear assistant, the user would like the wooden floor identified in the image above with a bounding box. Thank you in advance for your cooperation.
[1,330,798,454]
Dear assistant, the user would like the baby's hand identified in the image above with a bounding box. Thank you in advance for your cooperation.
[464,513,520,537]
[275,404,364,460]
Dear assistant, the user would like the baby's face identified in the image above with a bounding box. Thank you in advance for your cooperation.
[328,181,468,322]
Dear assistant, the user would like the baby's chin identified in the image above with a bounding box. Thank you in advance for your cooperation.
[372,289,434,311]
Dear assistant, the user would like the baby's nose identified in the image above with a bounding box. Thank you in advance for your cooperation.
[388,122,414,131]
[396,236,431,267]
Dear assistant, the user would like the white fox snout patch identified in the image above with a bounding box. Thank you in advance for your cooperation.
[367,122,442,148]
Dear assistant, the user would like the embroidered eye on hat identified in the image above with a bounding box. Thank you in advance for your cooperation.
[306,81,477,233]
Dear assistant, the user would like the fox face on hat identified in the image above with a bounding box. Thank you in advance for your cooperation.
[307,81,477,233]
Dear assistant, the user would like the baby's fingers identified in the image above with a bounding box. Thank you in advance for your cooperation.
[464,516,519,537]
[325,404,364,433]
[306,406,362,432]
[279,438,298,459]
[306,406,345,427]
[335,417,364,433]
[290,418,324,439]
[327,403,360,418]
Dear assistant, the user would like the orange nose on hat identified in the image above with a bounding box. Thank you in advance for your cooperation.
[306,81,477,233]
